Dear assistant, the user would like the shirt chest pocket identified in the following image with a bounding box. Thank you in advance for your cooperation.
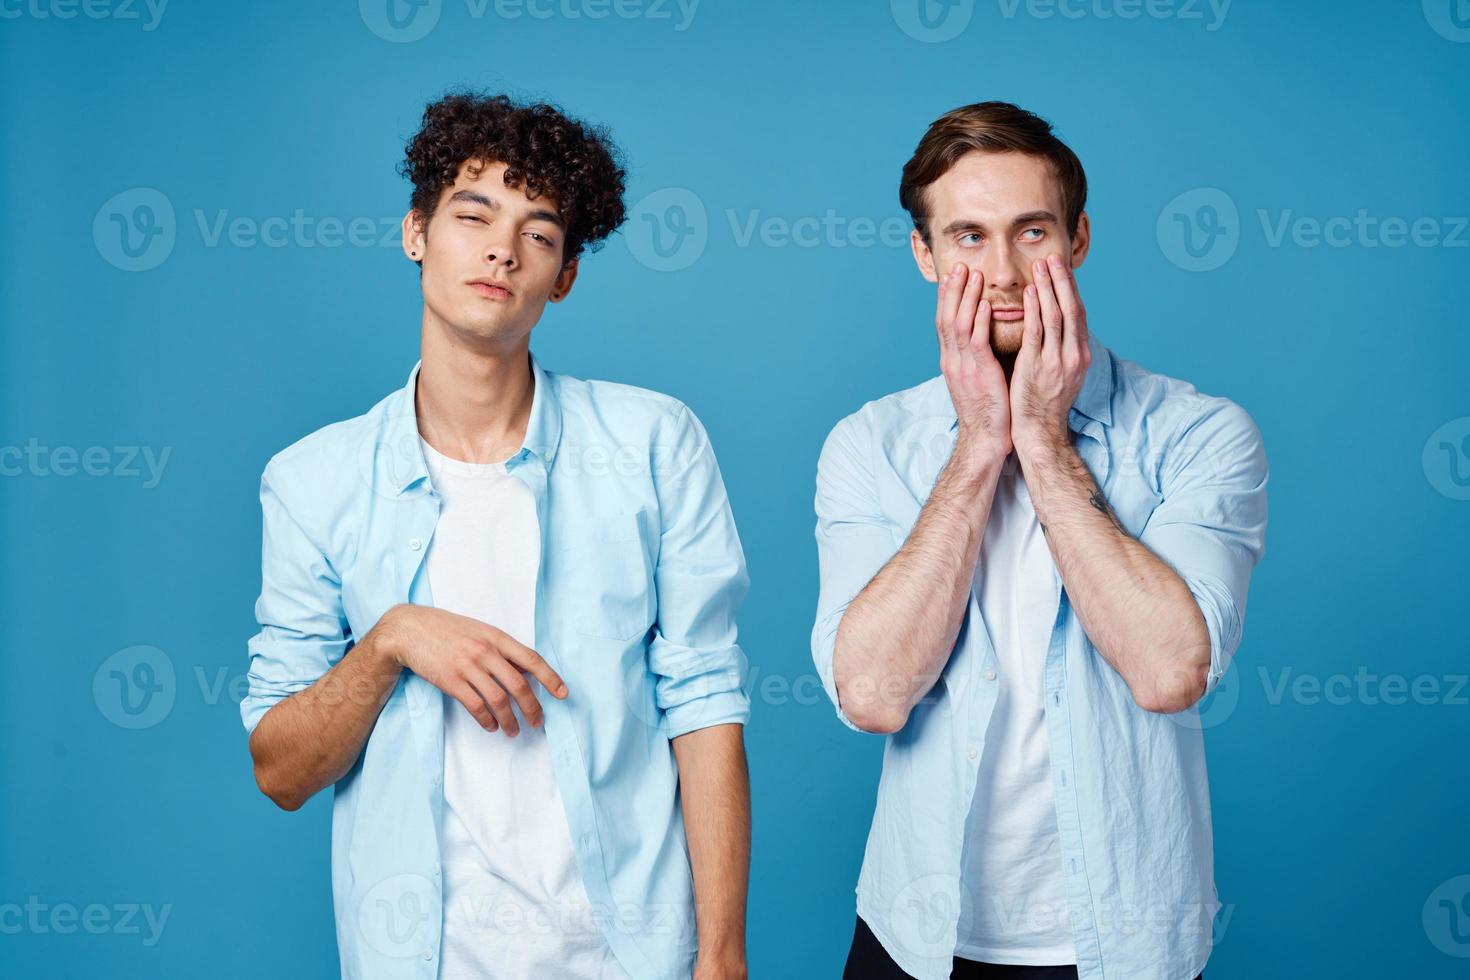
[557,509,657,641]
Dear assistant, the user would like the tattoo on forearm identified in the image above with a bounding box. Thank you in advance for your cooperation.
[1089,488,1125,532]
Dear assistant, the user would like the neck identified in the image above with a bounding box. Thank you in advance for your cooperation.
[415,319,535,465]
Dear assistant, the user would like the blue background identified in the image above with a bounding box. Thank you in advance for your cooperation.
[3,0,1468,976]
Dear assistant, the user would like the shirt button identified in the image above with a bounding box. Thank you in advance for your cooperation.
[409,538,422,551]
[984,670,997,682]
[968,746,978,760]
[432,862,441,876]
[422,948,435,961]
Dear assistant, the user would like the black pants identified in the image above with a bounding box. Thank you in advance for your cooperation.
[842,915,1203,980]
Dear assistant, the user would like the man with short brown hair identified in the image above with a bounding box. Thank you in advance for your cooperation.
[812,101,1266,980]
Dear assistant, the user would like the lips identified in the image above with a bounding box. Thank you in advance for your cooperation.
[991,306,1025,321]
[468,279,512,299]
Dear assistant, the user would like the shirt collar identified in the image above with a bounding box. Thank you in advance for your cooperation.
[943,330,1114,432]
[385,350,562,496]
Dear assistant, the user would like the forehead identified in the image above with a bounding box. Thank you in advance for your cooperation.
[443,158,562,215]
[925,150,1061,221]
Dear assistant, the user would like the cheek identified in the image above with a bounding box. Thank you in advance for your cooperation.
[928,243,962,279]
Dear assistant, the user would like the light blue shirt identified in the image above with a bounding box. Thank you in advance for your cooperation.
[242,354,750,980]
[811,330,1268,980]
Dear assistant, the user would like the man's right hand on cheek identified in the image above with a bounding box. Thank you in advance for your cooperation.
[935,261,1013,470]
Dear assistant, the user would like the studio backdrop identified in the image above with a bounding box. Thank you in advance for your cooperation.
[1,0,1466,977]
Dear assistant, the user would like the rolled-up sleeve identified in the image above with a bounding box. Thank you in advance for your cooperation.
[811,412,901,732]
[1138,397,1268,698]
[241,459,353,736]
[647,403,751,740]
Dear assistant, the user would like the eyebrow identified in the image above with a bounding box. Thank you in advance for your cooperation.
[940,209,1059,237]
[447,189,566,229]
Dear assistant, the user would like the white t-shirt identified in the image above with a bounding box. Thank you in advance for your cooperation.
[957,452,1077,966]
[421,438,628,980]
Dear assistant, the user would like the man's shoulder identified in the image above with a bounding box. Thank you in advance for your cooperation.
[1110,350,1261,445]
[825,374,950,442]
[260,381,402,493]
[550,369,695,436]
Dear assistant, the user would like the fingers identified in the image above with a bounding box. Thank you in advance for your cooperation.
[935,262,967,350]
[953,267,983,350]
[1032,257,1063,357]
[450,675,506,734]
[484,655,546,730]
[1046,253,1089,362]
[496,632,568,700]
[1046,253,1086,336]
[469,668,523,736]
[971,297,998,366]
[1021,282,1044,361]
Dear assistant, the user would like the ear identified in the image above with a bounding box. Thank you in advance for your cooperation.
[548,256,579,303]
[910,228,939,283]
[402,209,427,264]
[1068,211,1091,270]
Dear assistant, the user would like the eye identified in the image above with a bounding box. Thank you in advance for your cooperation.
[459,214,486,224]
[525,231,552,245]
[1020,227,1044,241]
[958,232,982,246]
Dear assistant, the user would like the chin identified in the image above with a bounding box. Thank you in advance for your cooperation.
[990,325,1024,357]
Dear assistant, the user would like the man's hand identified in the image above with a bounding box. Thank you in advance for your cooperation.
[380,604,567,736]
[936,261,1011,469]
[1011,252,1091,460]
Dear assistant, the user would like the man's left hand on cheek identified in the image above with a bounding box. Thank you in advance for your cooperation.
[1010,251,1092,460]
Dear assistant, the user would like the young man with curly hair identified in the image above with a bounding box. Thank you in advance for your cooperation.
[812,102,1267,979]
[242,91,750,980]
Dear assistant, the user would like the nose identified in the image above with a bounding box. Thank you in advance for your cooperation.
[484,229,518,270]
[982,239,1027,297]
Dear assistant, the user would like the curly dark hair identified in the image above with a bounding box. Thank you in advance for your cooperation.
[398,90,627,263]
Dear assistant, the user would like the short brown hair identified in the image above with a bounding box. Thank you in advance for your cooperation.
[899,101,1087,244]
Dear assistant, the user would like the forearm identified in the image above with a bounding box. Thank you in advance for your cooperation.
[832,444,1003,733]
[1022,442,1211,712]
[248,616,404,810]
[672,723,749,976]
